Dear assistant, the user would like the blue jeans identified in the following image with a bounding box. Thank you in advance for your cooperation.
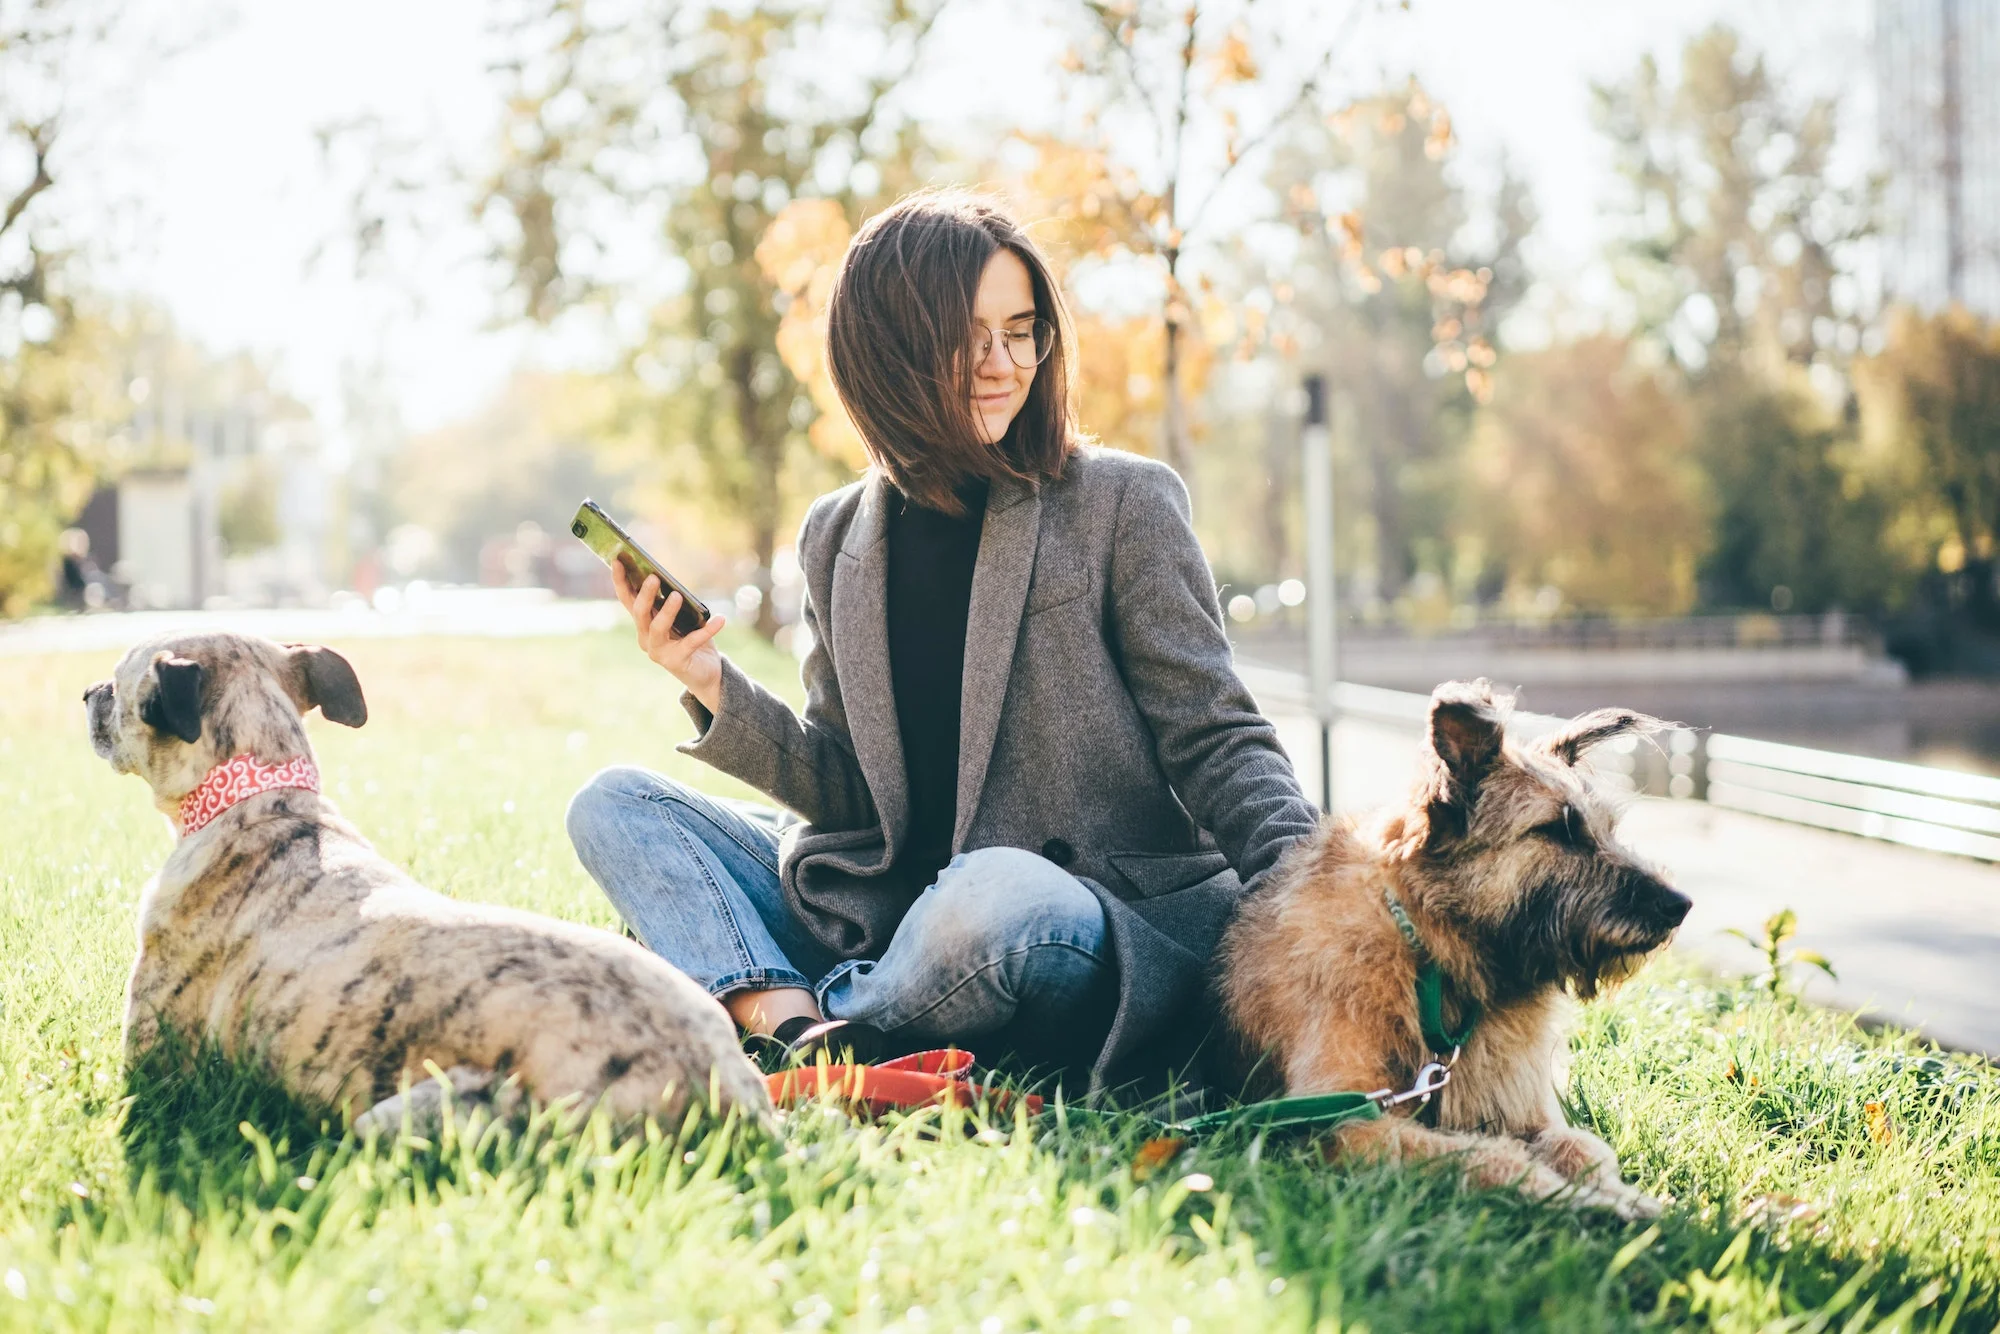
[565,767,1112,1056]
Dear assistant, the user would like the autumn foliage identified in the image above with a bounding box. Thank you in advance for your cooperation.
[1469,337,1705,615]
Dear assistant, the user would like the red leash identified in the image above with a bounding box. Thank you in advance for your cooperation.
[764,1048,1044,1117]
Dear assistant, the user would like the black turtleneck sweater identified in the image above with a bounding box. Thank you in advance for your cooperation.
[884,478,989,892]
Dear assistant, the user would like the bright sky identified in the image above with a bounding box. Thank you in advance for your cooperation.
[72,0,1874,451]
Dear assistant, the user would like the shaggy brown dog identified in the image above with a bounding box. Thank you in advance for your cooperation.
[1218,680,1690,1220]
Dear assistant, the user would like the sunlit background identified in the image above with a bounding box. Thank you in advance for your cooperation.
[14,0,2000,774]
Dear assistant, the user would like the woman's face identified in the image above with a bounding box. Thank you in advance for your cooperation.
[970,248,1039,446]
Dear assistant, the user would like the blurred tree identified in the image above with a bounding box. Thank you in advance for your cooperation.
[755,195,867,470]
[1697,375,1895,613]
[1857,307,2000,625]
[389,371,650,584]
[1468,335,1706,615]
[1593,24,1872,377]
[1594,25,1886,614]
[479,0,941,636]
[1041,0,1372,474]
[1261,82,1534,604]
[0,0,126,615]
[217,460,281,558]
[0,309,123,615]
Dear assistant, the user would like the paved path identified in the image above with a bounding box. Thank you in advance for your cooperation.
[1261,699,2000,1058]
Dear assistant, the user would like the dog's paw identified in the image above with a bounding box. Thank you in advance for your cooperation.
[1528,1125,1623,1185]
[1571,1180,1665,1222]
[1514,1161,1663,1221]
[1607,1187,1666,1222]
[1511,1161,1581,1205]
[354,1066,511,1140]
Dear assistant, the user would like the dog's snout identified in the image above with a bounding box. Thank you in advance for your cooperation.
[84,679,119,762]
[1641,881,1692,931]
[1614,870,1691,935]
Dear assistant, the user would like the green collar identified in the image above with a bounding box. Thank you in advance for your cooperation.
[1384,887,1482,1054]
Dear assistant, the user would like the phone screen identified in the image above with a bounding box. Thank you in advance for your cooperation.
[570,501,710,637]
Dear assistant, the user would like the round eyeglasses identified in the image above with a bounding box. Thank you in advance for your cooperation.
[973,318,1054,370]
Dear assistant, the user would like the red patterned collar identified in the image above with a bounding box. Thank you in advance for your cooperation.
[178,754,321,836]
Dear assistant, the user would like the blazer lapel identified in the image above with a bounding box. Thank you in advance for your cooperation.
[953,473,1042,849]
[831,472,908,852]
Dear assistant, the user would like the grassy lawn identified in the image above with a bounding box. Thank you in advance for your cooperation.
[1,631,1996,1331]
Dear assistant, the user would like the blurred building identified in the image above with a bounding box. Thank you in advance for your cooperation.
[1876,0,2000,317]
[72,341,333,610]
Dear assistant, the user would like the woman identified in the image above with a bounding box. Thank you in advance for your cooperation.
[566,189,1318,1091]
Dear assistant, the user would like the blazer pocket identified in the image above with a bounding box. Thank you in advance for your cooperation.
[1024,550,1092,616]
[1106,849,1232,900]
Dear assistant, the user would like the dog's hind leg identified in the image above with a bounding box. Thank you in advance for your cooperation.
[1335,1117,1658,1221]
[354,1066,521,1140]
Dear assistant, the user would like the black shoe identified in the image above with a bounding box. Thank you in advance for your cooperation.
[772,1016,892,1067]
[740,1029,794,1074]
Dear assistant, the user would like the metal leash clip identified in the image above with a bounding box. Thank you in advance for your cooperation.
[1369,1046,1460,1112]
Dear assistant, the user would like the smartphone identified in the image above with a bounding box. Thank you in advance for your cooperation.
[570,499,711,637]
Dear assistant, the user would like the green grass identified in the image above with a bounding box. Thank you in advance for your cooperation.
[1,632,1996,1331]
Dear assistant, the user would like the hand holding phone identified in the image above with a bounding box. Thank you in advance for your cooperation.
[571,499,727,712]
[571,500,711,636]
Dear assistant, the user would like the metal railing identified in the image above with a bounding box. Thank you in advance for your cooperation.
[1700,733,2000,861]
[1232,611,1879,652]
[1239,666,2000,865]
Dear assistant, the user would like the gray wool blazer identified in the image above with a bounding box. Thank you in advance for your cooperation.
[675,444,1320,1091]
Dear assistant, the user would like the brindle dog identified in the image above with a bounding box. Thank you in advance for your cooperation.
[1218,680,1690,1220]
[87,631,771,1135]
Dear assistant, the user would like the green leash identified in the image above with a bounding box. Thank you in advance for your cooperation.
[1384,886,1482,1053]
[1063,889,1481,1141]
[1171,1090,1381,1137]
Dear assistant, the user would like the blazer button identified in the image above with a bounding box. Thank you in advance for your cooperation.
[1040,837,1075,867]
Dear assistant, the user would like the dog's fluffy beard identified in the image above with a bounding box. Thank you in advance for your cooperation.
[1485,863,1689,1002]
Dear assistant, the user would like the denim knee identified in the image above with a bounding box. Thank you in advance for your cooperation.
[566,766,680,849]
[924,847,1108,960]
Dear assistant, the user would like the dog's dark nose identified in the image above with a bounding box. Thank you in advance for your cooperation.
[83,682,109,704]
[1618,871,1692,934]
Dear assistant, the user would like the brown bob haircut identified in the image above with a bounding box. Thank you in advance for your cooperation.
[826,189,1078,515]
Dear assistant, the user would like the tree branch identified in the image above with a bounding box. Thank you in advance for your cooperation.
[1079,0,1167,162]
[0,120,56,243]
[843,0,949,150]
[1163,0,1197,250]
[1176,0,1367,247]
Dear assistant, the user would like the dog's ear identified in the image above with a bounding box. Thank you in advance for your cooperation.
[1428,680,1505,784]
[1422,679,1506,839]
[1538,708,1670,766]
[285,645,368,728]
[139,655,206,744]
